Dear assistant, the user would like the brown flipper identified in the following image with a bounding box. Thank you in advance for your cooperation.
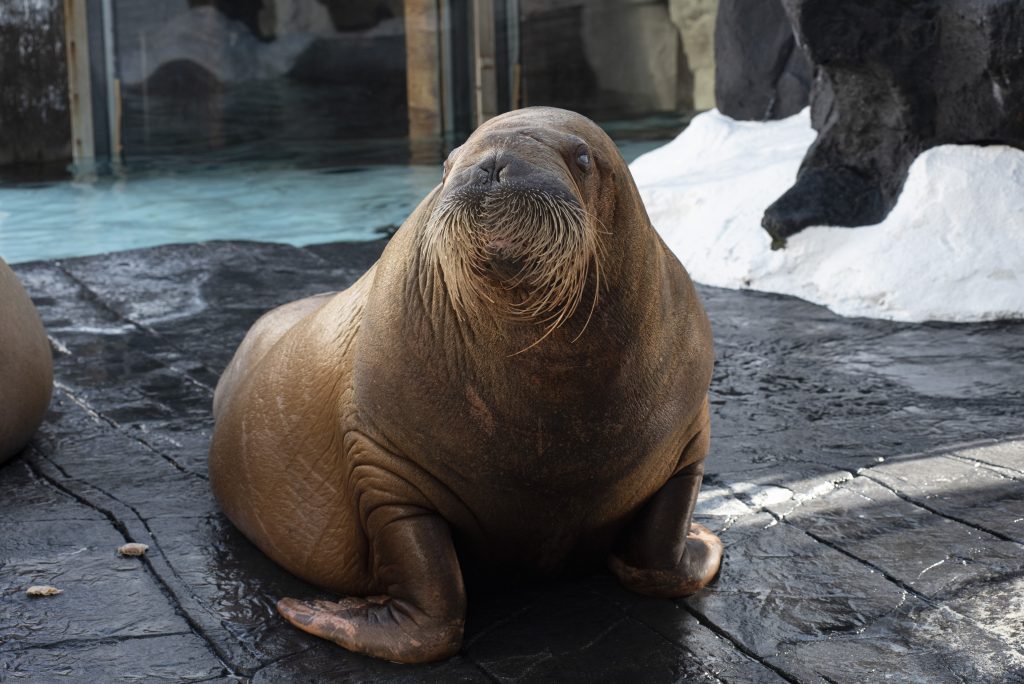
[609,427,723,598]
[277,509,466,663]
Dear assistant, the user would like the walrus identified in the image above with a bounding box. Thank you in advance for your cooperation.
[0,257,53,464]
[209,107,722,663]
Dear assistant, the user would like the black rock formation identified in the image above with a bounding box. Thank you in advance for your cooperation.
[763,0,1024,244]
[714,0,812,121]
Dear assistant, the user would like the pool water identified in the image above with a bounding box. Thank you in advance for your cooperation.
[0,138,670,265]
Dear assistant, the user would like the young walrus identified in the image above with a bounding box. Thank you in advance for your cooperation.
[0,257,52,464]
[209,107,722,663]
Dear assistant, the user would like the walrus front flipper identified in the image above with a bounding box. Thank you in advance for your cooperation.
[277,510,466,663]
[608,429,723,598]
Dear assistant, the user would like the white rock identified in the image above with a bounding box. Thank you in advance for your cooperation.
[631,108,1024,322]
[669,0,718,110]
[695,486,754,516]
[118,542,150,557]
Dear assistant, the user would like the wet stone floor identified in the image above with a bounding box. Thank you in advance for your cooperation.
[2,240,1023,683]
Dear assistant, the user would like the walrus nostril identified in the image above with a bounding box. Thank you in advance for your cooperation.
[474,157,512,185]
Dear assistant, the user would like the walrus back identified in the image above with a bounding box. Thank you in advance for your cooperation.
[209,271,375,593]
[0,259,53,462]
[212,291,337,420]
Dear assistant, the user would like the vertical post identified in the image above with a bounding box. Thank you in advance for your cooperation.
[506,0,520,110]
[472,0,498,127]
[101,0,121,170]
[404,0,443,163]
[140,32,150,145]
[438,0,455,139]
[63,0,96,178]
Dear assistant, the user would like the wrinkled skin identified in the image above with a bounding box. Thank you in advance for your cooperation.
[209,107,722,664]
[0,257,53,463]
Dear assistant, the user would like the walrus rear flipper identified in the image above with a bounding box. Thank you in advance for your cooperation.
[608,425,723,598]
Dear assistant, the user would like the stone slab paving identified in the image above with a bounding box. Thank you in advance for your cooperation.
[2,240,1023,683]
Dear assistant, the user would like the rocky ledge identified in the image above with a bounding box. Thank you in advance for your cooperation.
[2,240,1023,682]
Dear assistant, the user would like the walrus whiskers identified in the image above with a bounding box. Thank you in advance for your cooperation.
[423,187,602,349]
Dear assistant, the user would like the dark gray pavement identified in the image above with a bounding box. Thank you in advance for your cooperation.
[2,240,1023,683]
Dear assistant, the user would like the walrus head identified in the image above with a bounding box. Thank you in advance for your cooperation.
[423,108,620,346]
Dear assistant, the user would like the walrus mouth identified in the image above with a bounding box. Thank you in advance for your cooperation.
[423,185,603,344]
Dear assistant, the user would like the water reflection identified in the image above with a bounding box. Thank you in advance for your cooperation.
[0,121,681,264]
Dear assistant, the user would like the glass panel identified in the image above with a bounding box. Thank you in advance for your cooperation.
[517,0,698,145]
[1,0,707,263]
[113,0,411,168]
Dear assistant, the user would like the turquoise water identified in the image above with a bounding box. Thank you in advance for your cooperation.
[0,139,666,264]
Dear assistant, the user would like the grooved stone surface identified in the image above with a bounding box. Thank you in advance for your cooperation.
[2,240,1023,682]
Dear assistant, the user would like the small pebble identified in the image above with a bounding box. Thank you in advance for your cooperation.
[27,585,62,597]
[118,543,149,557]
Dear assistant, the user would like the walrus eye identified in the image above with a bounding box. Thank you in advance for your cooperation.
[575,146,591,172]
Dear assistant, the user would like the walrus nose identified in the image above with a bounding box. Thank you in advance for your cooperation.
[474,155,511,185]
[451,153,573,200]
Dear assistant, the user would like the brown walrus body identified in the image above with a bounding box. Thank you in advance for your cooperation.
[209,107,722,663]
[0,258,53,463]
